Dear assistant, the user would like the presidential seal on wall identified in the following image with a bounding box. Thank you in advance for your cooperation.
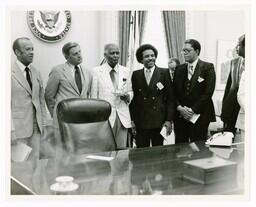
[27,10,71,42]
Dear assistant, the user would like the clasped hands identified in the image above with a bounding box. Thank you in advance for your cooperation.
[177,105,195,121]
[163,121,172,136]
[115,91,130,103]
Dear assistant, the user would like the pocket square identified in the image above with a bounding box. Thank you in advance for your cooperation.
[156,82,164,90]
[198,77,205,83]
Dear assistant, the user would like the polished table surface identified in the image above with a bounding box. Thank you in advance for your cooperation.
[11,142,244,195]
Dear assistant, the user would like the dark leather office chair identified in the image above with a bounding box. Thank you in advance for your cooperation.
[57,98,117,155]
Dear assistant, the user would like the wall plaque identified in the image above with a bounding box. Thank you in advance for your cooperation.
[27,10,71,42]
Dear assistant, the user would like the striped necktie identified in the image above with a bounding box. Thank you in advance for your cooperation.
[188,65,194,80]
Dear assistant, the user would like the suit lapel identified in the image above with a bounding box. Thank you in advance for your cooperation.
[30,66,40,98]
[137,69,150,95]
[190,59,202,90]
[148,66,160,90]
[80,65,88,96]
[62,63,80,95]
[12,62,32,94]
[99,64,115,92]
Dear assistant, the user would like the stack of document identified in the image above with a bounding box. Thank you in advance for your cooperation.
[11,143,32,162]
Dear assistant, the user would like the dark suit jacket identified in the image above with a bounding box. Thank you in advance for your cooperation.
[221,57,244,127]
[130,66,175,129]
[173,59,216,123]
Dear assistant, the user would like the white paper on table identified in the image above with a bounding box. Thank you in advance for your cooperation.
[160,126,175,145]
[189,113,200,124]
[11,142,32,162]
[86,155,114,161]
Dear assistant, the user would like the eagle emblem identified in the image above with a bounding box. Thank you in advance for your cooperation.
[37,11,61,33]
[27,10,71,42]
[40,11,60,29]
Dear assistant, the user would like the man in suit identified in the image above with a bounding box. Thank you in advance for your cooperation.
[235,35,245,141]
[130,44,175,148]
[221,35,245,135]
[91,43,133,148]
[173,39,216,143]
[45,42,92,152]
[11,37,47,161]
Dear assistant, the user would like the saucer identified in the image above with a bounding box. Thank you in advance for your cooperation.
[50,182,79,192]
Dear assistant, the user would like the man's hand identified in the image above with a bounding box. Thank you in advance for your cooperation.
[163,121,172,136]
[177,105,194,120]
[119,93,130,103]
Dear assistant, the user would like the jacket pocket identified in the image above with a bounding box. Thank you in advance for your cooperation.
[12,111,24,119]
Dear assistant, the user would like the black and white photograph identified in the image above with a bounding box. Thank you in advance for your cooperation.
[1,0,255,207]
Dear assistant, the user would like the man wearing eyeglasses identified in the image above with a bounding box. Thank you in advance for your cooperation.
[173,39,216,143]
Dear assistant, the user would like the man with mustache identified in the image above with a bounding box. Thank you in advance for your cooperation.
[45,42,92,153]
[130,44,175,148]
[173,39,216,143]
[91,43,133,148]
[11,37,47,161]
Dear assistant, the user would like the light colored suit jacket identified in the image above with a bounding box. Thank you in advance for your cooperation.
[11,61,47,139]
[236,71,245,130]
[90,63,133,128]
[45,62,92,128]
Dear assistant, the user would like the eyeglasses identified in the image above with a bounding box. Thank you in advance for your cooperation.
[181,48,194,54]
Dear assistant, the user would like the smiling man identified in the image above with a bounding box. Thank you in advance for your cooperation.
[91,43,133,148]
[173,39,216,143]
[45,42,92,153]
[130,44,175,148]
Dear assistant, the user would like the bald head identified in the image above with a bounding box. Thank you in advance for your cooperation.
[104,43,120,68]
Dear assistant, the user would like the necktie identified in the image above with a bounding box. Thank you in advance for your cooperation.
[188,65,194,80]
[145,69,151,85]
[25,67,32,89]
[74,65,82,93]
[110,69,117,89]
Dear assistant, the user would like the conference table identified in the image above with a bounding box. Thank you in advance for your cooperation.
[11,141,244,195]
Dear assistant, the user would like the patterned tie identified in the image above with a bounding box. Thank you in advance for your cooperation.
[110,69,118,89]
[188,65,194,80]
[145,68,151,85]
[74,65,82,93]
[25,67,32,89]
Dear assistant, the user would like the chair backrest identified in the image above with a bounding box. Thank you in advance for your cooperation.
[57,98,117,154]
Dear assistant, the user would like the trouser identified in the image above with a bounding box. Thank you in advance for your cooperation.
[135,128,163,148]
[112,113,128,148]
[174,117,210,144]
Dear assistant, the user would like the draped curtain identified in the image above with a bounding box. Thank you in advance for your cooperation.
[118,11,131,66]
[162,11,186,63]
[118,11,147,66]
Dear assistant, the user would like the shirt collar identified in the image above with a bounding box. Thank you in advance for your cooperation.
[144,65,155,72]
[67,62,80,70]
[105,62,119,73]
[188,58,199,70]
[16,59,31,72]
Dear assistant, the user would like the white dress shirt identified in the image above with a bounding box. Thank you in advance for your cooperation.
[16,59,31,79]
[187,58,199,79]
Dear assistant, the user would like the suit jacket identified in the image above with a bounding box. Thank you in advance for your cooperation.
[130,66,175,129]
[221,57,244,126]
[11,61,47,139]
[45,62,92,128]
[90,63,133,128]
[236,71,245,130]
[173,59,216,123]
